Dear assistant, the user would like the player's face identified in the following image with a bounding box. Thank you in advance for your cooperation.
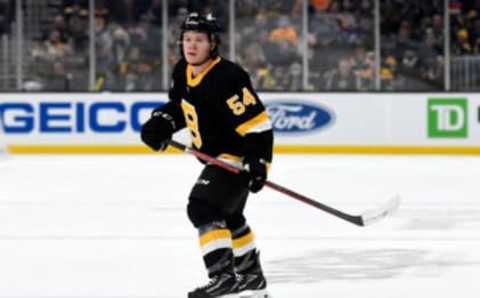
[182,31,213,66]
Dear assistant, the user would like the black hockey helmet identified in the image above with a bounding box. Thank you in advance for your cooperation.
[179,12,221,58]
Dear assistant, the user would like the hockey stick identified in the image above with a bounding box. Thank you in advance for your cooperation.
[168,139,400,227]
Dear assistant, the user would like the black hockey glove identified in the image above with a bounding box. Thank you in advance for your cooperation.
[141,109,176,151]
[244,157,268,193]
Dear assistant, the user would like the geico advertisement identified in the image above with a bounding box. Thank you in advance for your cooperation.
[0,94,166,144]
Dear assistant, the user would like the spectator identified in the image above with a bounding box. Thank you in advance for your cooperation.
[94,8,116,90]
[286,62,303,91]
[325,58,358,90]
[351,46,375,90]
[311,0,332,13]
[455,29,473,55]
[45,61,73,91]
[380,55,399,91]
[256,65,278,90]
[269,16,299,46]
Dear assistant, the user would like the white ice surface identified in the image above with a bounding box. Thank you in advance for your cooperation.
[1,154,479,297]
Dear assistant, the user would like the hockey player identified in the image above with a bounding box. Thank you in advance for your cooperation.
[141,12,273,298]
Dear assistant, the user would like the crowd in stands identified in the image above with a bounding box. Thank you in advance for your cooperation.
[380,0,445,90]
[307,0,375,91]
[234,1,302,90]
[26,0,233,91]
[27,0,164,91]
[450,0,480,56]
[16,0,478,92]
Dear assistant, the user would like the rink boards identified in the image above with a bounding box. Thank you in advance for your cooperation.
[0,92,480,154]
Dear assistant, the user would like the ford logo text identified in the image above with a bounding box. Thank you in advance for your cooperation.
[266,101,334,134]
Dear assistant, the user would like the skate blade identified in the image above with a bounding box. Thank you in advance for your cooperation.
[239,289,271,298]
[219,294,240,298]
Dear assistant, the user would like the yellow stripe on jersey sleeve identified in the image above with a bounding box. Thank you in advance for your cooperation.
[235,111,271,136]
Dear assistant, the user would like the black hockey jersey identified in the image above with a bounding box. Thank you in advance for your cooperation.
[167,57,273,164]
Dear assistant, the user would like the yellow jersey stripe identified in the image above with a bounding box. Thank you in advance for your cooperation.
[199,229,232,246]
[235,111,270,136]
[187,57,222,87]
[218,153,242,162]
[232,231,255,249]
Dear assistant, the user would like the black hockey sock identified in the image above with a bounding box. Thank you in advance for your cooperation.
[231,225,262,274]
[198,221,235,277]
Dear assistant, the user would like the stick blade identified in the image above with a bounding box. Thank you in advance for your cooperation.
[360,195,401,226]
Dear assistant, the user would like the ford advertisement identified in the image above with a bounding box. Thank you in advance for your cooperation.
[266,100,335,135]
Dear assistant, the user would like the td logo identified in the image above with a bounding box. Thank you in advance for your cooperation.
[428,98,468,138]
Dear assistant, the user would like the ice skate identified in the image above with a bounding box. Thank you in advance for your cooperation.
[236,272,272,298]
[188,272,240,298]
